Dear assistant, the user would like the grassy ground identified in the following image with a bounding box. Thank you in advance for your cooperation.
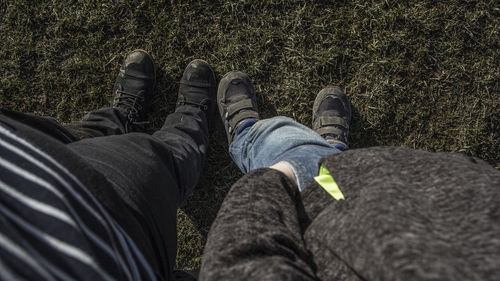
[1,0,498,270]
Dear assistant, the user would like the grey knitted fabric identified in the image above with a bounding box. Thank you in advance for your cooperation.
[200,147,500,281]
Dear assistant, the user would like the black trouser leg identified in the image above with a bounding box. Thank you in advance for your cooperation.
[152,105,209,201]
[66,105,209,277]
[1,107,130,141]
[0,109,79,143]
[3,105,209,204]
[64,107,131,139]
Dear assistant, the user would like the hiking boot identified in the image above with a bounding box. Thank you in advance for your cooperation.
[312,86,351,148]
[112,49,155,129]
[176,59,217,125]
[217,71,259,144]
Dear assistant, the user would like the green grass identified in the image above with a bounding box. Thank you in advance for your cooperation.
[1,0,499,270]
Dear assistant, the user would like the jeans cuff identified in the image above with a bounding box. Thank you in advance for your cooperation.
[236,118,258,135]
[333,143,348,151]
[282,159,307,191]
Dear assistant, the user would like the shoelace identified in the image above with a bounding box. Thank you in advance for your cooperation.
[114,89,144,115]
[114,89,150,133]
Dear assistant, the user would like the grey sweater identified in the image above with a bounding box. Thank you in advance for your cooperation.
[200,147,500,281]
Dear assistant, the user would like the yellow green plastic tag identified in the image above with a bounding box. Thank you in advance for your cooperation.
[314,164,345,200]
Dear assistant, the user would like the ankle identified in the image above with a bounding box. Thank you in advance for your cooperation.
[236,118,258,135]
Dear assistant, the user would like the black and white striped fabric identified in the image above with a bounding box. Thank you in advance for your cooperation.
[0,124,157,281]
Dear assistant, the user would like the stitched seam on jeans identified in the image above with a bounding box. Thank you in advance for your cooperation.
[247,119,269,140]
[241,121,262,159]
[283,159,305,191]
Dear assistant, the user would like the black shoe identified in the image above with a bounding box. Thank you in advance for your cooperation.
[312,86,351,148]
[112,49,155,129]
[217,71,260,144]
[176,59,217,125]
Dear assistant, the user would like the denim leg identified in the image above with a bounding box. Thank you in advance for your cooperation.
[229,116,344,191]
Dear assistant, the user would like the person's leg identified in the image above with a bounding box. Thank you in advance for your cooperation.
[218,71,350,191]
[150,59,217,200]
[65,49,156,139]
[67,59,216,278]
[66,107,208,279]
[1,50,154,142]
[152,105,209,200]
[0,109,80,143]
[230,117,343,191]
[1,106,133,142]
[63,108,130,139]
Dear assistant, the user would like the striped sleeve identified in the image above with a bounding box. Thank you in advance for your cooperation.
[0,124,157,281]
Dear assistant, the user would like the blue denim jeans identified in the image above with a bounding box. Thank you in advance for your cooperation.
[229,116,345,191]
